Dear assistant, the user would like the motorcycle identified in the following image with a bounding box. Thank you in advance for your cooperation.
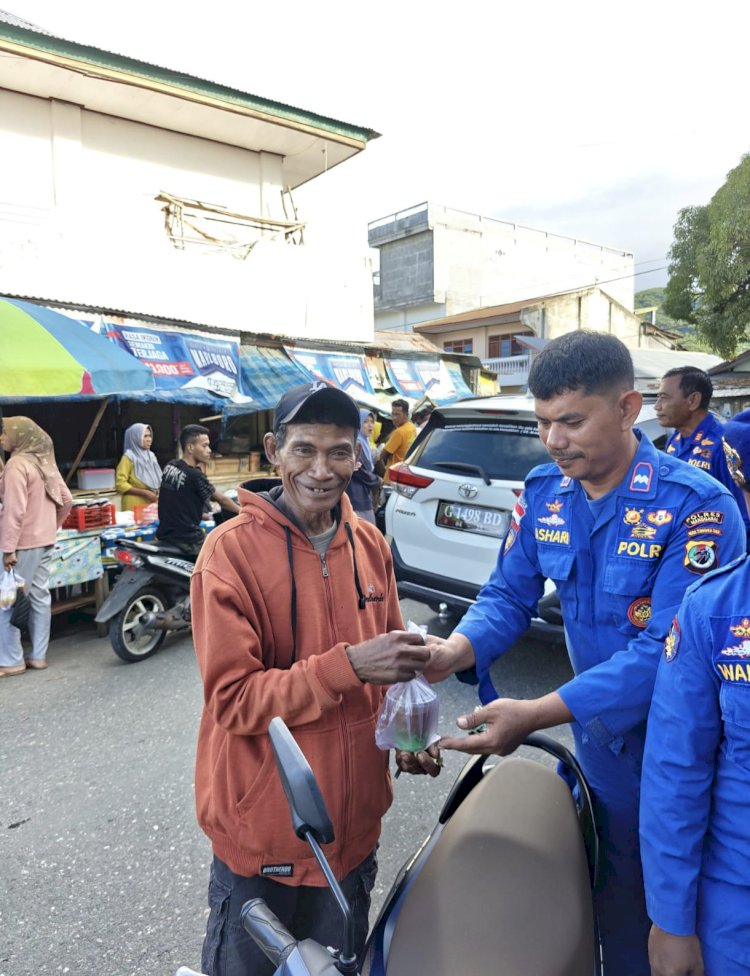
[177,717,600,976]
[95,537,196,663]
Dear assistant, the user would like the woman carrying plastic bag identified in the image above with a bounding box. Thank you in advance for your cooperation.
[0,418,72,676]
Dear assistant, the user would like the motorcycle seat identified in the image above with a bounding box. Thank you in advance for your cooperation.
[382,757,595,976]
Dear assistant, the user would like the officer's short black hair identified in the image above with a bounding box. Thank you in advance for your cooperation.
[662,366,713,410]
[528,331,634,400]
[179,424,209,452]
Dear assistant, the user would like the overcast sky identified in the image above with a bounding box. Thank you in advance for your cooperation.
[10,0,750,290]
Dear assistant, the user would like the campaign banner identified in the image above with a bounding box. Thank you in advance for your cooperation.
[284,347,382,409]
[385,357,461,404]
[104,324,251,402]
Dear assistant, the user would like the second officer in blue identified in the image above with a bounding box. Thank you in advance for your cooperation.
[641,408,750,976]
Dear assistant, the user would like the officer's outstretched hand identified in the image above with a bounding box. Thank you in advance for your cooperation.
[648,925,704,976]
[423,632,475,683]
[440,692,573,757]
[439,698,537,756]
[346,630,430,685]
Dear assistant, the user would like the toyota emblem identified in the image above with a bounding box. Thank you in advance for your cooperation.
[458,483,478,499]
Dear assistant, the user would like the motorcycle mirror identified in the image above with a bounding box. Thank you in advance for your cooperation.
[268,717,335,845]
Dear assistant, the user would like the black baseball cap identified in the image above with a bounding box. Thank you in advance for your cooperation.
[273,381,361,434]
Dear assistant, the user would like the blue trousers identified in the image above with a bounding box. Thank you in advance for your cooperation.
[573,724,651,976]
[201,851,378,976]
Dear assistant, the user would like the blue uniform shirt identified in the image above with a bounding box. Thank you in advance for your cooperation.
[665,413,750,546]
[640,555,750,965]
[456,430,746,741]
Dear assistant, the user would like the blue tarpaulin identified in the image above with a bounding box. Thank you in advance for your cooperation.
[222,345,309,416]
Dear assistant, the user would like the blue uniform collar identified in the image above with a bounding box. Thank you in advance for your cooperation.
[670,413,722,452]
[550,429,661,502]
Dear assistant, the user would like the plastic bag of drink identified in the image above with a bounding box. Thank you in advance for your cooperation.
[375,622,440,752]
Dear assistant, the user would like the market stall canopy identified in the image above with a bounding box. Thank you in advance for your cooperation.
[0,297,155,401]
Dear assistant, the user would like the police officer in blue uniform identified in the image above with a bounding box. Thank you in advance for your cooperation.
[656,365,750,549]
[641,408,750,976]
[426,332,746,976]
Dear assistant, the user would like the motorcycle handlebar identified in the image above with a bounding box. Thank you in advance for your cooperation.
[240,898,297,969]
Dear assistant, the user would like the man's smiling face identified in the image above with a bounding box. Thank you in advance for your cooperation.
[264,423,357,533]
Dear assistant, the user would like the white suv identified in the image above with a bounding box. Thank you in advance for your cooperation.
[385,394,669,626]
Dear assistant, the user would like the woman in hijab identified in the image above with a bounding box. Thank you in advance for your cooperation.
[346,409,382,526]
[0,417,72,676]
[115,423,162,511]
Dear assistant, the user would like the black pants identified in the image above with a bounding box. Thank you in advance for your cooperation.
[201,851,378,976]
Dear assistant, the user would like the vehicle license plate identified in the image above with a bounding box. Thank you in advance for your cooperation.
[436,501,509,539]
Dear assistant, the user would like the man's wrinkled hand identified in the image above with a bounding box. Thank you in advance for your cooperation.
[648,925,704,976]
[346,630,430,685]
[3,550,17,572]
[439,698,537,756]
[395,743,442,777]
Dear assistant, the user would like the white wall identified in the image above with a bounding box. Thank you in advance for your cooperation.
[0,90,374,341]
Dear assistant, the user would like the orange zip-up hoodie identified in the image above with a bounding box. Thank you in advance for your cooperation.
[191,486,403,885]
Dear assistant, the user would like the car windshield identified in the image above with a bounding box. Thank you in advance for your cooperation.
[410,420,550,482]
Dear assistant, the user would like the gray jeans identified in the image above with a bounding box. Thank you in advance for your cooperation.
[0,546,53,666]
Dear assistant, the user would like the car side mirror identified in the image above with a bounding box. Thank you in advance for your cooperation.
[268,716,334,844]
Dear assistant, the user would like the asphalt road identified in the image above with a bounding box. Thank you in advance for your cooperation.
[0,600,570,976]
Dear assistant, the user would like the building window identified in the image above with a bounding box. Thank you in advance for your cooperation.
[443,338,473,354]
[487,332,532,359]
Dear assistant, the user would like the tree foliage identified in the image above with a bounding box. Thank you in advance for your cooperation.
[664,153,750,359]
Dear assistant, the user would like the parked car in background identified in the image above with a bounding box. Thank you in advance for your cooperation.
[384,394,669,627]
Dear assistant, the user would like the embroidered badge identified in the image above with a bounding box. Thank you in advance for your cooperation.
[646,509,673,526]
[623,507,643,525]
[627,597,652,629]
[684,511,725,529]
[631,523,657,540]
[559,476,572,487]
[630,462,654,492]
[684,540,718,575]
[731,618,750,639]
[664,619,680,662]
[504,492,527,553]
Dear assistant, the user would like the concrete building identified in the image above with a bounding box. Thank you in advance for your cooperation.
[0,14,378,341]
[368,202,635,331]
[413,286,661,390]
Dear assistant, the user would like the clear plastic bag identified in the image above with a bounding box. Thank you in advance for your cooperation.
[0,569,23,609]
[375,672,440,753]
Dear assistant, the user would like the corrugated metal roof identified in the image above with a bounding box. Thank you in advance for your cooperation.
[0,17,378,143]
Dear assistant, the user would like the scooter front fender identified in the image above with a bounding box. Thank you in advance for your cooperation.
[95,568,158,623]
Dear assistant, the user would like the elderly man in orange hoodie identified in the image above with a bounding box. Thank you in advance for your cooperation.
[190,382,440,976]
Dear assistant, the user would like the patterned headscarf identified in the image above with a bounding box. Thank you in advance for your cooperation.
[123,423,162,489]
[1,416,64,506]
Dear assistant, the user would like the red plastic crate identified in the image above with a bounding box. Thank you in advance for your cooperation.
[62,503,116,531]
